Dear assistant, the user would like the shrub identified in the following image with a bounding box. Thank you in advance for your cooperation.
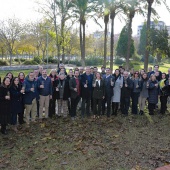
[14,58,19,62]
[122,62,134,70]
[33,56,42,64]
[132,53,141,62]
[0,60,9,66]
[85,57,103,66]
[23,60,38,65]
[68,60,81,66]
[20,58,26,62]
[114,58,125,65]
[44,56,58,64]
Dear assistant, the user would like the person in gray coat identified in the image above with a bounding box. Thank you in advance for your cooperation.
[148,74,159,115]
[112,69,123,116]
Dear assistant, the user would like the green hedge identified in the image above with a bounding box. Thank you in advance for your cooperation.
[23,60,38,65]
[0,60,9,66]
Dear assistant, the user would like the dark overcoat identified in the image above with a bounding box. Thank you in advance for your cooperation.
[0,85,11,124]
[148,80,159,104]
[10,85,23,114]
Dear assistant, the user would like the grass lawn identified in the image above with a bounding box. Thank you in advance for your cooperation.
[0,107,170,170]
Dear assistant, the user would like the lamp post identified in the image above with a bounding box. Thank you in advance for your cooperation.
[45,26,49,70]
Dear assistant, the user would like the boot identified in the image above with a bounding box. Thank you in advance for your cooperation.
[114,103,118,116]
[1,124,7,135]
[112,103,115,115]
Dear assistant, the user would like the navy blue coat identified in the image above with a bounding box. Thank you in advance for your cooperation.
[10,85,23,114]
[81,73,93,99]
[23,77,38,105]
[148,80,159,104]
[103,75,115,98]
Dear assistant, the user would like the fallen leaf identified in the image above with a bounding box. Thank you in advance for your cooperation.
[61,162,68,165]
[37,156,49,162]
[125,151,130,156]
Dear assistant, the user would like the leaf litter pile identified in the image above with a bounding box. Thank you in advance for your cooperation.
[0,112,170,170]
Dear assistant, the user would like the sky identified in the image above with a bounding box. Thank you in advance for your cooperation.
[0,0,170,36]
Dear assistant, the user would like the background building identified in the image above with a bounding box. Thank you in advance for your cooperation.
[137,21,169,37]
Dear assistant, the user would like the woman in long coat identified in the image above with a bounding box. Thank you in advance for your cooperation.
[148,74,159,115]
[92,72,105,118]
[10,77,24,132]
[0,77,11,134]
[112,69,123,115]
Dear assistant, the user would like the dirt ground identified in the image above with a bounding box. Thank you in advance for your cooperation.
[0,109,170,170]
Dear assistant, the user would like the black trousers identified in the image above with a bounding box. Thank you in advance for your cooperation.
[1,124,6,132]
[71,96,81,117]
[120,97,130,115]
[93,98,102,116]
[132,92,140,114]
[102,95,112,117]
[49,99,56,118]
[68,99,71,115]
[148,103,156,114]
[112,102,119,115]
[81,97,91,117]
[160,95,168,114]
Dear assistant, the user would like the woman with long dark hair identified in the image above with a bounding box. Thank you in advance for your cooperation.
[0,77,11,134]
[10,77,24,132]
[112,69,123,116]
[138,73,149,115]
[148,74,159,115]
[92,72,105,119]
[6,72,13,81]
[159,73,169,114]
[131,71,141,114]
[18,72,26,124]
[49,69,58,118]
[18,72,25,86]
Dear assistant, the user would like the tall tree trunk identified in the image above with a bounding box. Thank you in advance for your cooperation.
[1,47,4,60]
[53,0,60,65]
[61,20,65,63]
[104,14,109,68]
[10,52,12,66]
[144,1,153,71]
[80,23,84,67]
[126,16,133,71]
[110,13,115,72]
[82,22,86,67]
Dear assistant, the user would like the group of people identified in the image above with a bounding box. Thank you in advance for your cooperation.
[0,64,170,135]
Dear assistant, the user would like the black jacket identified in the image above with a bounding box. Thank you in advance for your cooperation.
[69,77,81,99]
[92,79,105,99]
[53,79,70,100]
[121,77,133,98]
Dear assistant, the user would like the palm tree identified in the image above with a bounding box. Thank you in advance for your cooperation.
[52,0,73,63]
[72,0,100,67]
[143,0,170,71]
[109,0,124,71]
[124,0,143,70]
[104,9,110,68]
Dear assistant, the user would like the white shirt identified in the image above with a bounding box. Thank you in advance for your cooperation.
[96,79,101,87]
[106,74,110,79]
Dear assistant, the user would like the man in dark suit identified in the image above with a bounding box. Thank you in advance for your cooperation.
[81,67,93,118]
[121,71,133,116]
[69,70,81,120]
[149,65,162,80]
[102,68,115,117]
